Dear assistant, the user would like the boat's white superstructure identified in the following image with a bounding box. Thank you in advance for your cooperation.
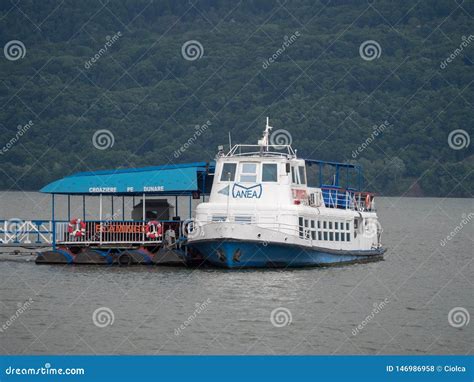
[188,119,384,268]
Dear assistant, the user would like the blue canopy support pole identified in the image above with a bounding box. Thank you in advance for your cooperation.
[189,194,192,219]
[82,195,86,220]
[142,193,146,242]
[175,195,178,218]
[346,167,349,189]
[99,194,103,245]
[202,173,206,202]
[67,195,70,221]
[319,162,322,187]
[122,196,125,220]
[358,167,361,191]
[111,196,114,220]
[52,194,56,249]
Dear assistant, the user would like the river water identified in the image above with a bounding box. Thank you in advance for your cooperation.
[0,192,472,354]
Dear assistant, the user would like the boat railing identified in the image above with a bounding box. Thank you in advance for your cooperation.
[0,219,183,247]
[320,187,375,212]
[0,219,53,246]
[225,144,296,158]
[54,220,182,245]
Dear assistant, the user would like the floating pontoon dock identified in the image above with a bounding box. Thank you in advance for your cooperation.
[0,162,214,265]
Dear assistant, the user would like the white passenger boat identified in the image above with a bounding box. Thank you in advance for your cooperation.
[187,118,385,268]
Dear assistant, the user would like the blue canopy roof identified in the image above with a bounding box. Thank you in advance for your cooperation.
[40,162,214,195]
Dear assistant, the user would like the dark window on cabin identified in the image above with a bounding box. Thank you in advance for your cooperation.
[329,222,332,230]
[341,233,345,242]
[299,217,303,238]
[318,232,322,240]
[346,222,350,231]
[323,232,328,241]
[323,221,327,229]
[298,166,306,184]
[329,232,334,241]
[335,232,339,241]
[220,163,237,181]
[346,233,350,241]
[262,163,278,182]
[317,220,321,229]
[335,222,339,230]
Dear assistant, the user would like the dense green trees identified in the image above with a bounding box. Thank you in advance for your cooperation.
[0,0,472,196]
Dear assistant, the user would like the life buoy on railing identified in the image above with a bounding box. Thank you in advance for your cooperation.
[68,218,86,237]
[146,221,162,239]
[365,194,371,210]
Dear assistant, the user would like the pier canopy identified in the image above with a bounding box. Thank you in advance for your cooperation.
[40,162,214,196]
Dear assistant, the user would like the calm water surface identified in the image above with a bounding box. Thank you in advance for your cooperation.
[0,192,472,354]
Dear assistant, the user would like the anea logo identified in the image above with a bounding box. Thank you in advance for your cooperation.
[232,183,262,199]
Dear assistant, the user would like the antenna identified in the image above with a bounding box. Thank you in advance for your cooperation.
[258,117,273,152]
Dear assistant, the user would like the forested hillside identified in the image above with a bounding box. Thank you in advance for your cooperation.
[0,0,472,196]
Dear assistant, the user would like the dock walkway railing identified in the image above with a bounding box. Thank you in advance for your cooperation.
[0,219,180,247]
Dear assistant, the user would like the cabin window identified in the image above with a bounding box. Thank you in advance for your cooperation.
[317,221,321,229]
[298,166,306,184]
[346,222,350,230]
[311,231,316,240]
[335,232,339,241]
[262,163,278,182]
[235,216,252,224]
[329,232,334,241]
[346,233,350,241]
[341,233,345,241]
[329,221,332,230]
[240,163,258,182]
[298,217,303,238]
[323,232,328,241]
[220,163,237,181]
[318,232,322,240]
[335,222,339,230]
[212,215,226,222]
[323,221,327,229]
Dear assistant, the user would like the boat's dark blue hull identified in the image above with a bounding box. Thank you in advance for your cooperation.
[190,240,385,268]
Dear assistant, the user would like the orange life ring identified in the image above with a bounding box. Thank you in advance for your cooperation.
[146,221,162,239]
[68,218,86,237]
[365,194,371,209]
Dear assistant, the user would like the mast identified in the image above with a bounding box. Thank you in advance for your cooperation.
[258,117,273,153]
